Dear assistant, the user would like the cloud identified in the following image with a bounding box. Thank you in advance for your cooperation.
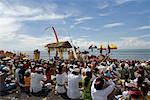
[0,1,75,51]
[117,37,150,49]
[98,13,111,17]
[75,16,94,22]
[0,17,22,43]
[97,2,109,9]
[0,2,41,17]
[2,5,42,17]
[74,21,83,25]
[80,27,91,31]
[103,22,124,28]
[114,0,136,5]
[112,34,150,49]
[135,9,150,15]
[72,38,99,49]
[70,34,150,49]
[0,32,72,51]
[71,16,94,28]
[136,25,150,30]
[0,1,73,21]
[138,34,150,39]
[22,14,70,21]
[71,33,150,50]
[80,26,100,31]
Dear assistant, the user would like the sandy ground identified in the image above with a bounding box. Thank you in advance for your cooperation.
[0,86,64,100]
[0,92,64,100]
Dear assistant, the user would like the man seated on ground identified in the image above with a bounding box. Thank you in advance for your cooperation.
[91,77,115,100]
[67,67,82,99]
[30,67,46,94]
[0,67,17,96]
[55,66,68,97]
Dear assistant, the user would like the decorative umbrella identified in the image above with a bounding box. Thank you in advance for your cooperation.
[98,44,107,54]
[89,44,97,52]
[109,44,118,49]
[108,44,118,54]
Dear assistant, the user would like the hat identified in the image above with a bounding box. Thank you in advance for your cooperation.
[73,68,80,73]
[85,67,91,72]
[36,67,43,72]
[2,67,10,72]
[61,63,65,66]
[73,65,78,69]
[141,63,146,67]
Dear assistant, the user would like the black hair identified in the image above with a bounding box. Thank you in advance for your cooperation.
[25,72,30,77]
[72,71,79,75]
[94,77,104,90]
[46,67,50,74]
[137,76,144,86]
[70,65,73,69]
[2,69,9,73]
[86,71,92,78]
[84,71,92,87]
[57,67,63,74]
[141,82,149,96]
[121,63,125,68]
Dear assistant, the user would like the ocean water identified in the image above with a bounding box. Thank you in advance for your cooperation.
[26,49,150,61]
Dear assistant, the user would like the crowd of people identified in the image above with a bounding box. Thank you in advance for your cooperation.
[0,55,150,100]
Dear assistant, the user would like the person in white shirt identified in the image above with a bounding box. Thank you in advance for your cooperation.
[67,68,82,99]
[91,77,115,100]
[15,65,21,83]
[56,66,67,94]
[30,67,46,93]
[134,74,150,85]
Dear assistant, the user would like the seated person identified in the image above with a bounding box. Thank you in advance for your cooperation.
[24,70,31,96]
[91,77,115,100]
[55,66,67,95]
[67,68,82,99]
[30,67,46,94]
[0,67,16,96]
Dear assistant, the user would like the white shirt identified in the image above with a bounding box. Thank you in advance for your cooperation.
[15,68,20,81]
[91,79,115,100]
[134,77,150,85]
[56,73,68,93]
[30,72,45,93]
[67,73,82,99]
[85,66,91,72]
[97,65,106,72]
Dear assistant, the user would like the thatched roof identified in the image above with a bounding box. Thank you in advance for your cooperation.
[45,41,72,48]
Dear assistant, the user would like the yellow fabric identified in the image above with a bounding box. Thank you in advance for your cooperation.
[109,44,117,49]
[99,44,105,49]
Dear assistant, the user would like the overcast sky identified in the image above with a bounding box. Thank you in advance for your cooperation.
[0,0,150,51]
